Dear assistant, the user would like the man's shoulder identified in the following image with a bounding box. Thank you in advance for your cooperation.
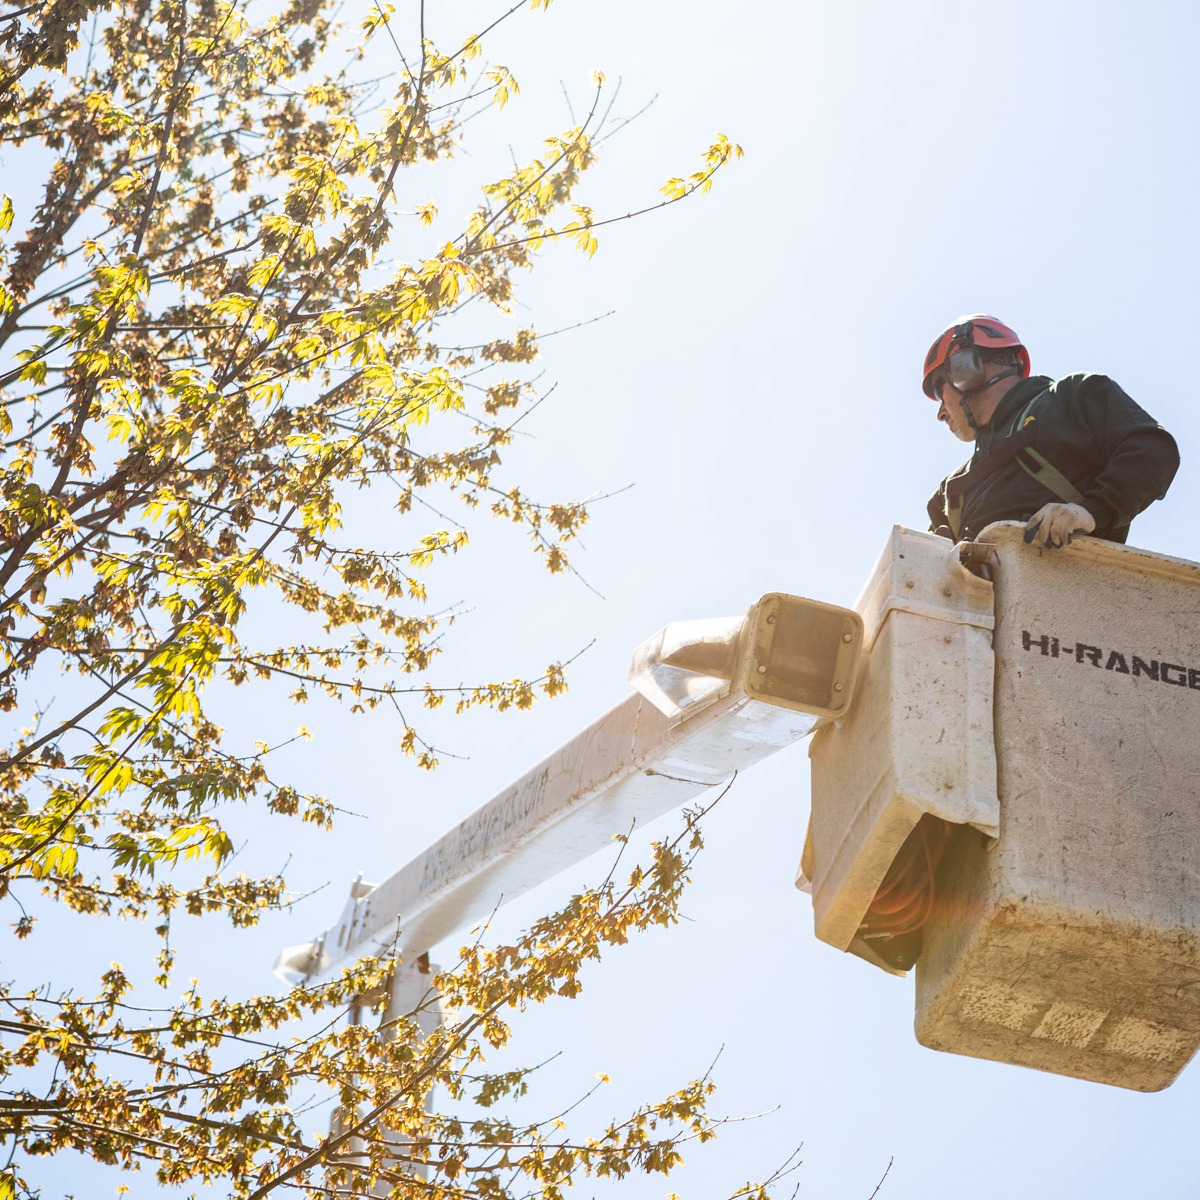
[1042,372,1173,440]
[1047,371,1112,391]
[928,455,970,504]
[1037,372,1132,416]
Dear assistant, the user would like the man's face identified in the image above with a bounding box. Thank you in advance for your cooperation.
[934,383,979,443]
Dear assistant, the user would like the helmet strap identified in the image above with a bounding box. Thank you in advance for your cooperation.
[959,392,978,432]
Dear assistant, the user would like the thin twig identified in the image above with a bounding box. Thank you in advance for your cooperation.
[867,1156,894,1199]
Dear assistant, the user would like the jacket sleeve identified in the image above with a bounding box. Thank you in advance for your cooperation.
[1064,374,1180,533]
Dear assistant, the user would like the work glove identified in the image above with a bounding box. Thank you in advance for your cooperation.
[1023,502,1096,549]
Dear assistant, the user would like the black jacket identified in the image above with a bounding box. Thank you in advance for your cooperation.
[927,373,1180,544]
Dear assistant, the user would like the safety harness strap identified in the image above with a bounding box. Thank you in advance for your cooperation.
[1013,445,1086,506]
[940,388,1085,540]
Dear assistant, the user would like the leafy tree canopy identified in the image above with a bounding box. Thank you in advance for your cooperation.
[0,0,764,1195]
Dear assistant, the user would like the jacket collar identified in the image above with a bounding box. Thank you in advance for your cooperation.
[974,375,1053,452]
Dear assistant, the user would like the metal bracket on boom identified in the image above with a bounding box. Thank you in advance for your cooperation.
[628,593,862,725]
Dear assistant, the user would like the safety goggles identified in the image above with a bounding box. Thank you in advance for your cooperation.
[927,347,986,402]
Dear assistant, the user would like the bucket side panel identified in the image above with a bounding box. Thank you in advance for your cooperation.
[918,526,1200,1089]
[991,534,1200,932]
[810,609,997,950]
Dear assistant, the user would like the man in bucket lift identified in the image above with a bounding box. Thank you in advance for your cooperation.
[852,318,1183,973]
[923,315,1180,548]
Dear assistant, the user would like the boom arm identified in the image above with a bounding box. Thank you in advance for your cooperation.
[275,592,862,986]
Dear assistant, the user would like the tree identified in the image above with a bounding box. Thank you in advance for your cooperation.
[0,0,766,1195]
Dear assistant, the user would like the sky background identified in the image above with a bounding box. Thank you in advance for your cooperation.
[10,0,1200,1196]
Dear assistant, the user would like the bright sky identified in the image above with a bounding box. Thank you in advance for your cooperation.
[12,1,1200,1196]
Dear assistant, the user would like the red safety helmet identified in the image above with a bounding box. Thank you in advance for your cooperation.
[922,315,1030,398]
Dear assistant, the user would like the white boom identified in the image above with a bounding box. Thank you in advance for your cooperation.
[275,592,863,985]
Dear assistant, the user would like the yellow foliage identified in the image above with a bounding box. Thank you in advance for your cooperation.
[0,0,750,1193]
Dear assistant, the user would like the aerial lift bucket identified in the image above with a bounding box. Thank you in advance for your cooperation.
[805,522,1200,1091]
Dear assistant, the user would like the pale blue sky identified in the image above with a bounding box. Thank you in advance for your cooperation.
[8,1,1200,1196]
